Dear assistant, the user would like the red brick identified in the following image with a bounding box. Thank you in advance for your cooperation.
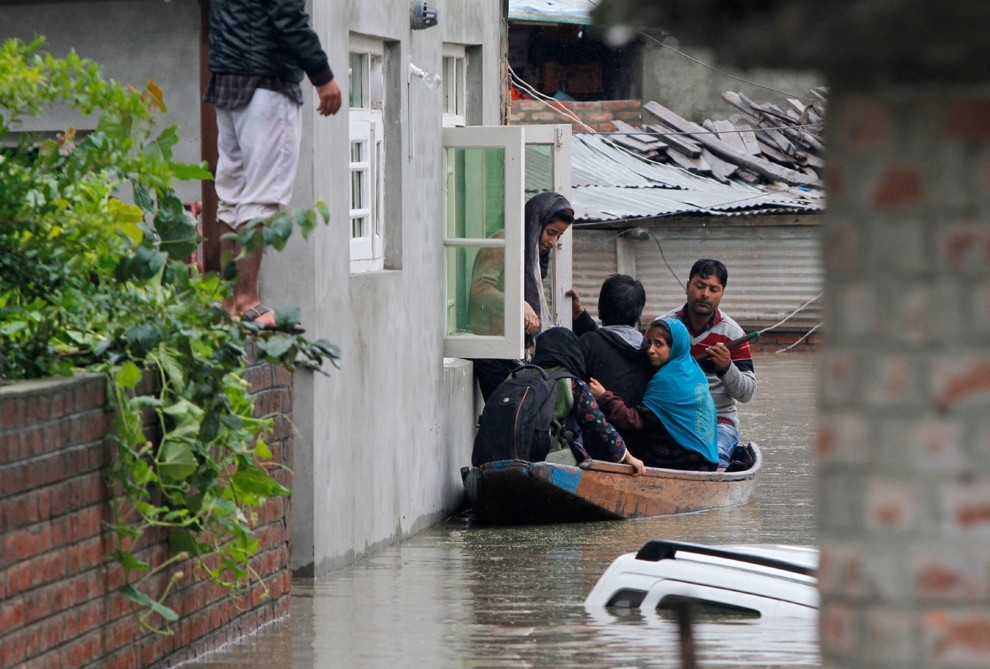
[913,556,987,601]
[820,603,860,657]
[1,395,23,432]
[924,609,990,662]
[864,355,914,405]
[825,159,845,197]
[948,97,990,143]
[873,162,926,211]
[933,357,990,410]
[838,95,891,151]
[824,220,858,276]
[601,99,640,111]
[936,221,990,274]
[865,479,917,530]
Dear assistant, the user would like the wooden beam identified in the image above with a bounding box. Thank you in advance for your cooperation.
[643,100,818,186]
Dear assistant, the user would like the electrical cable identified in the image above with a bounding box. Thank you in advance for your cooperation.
[756,292,823,335]
[776,322,822,353]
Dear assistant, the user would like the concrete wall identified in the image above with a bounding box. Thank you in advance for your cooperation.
[262,0,503,575]
[2,0,501,577]
[0,0,203,206]
[641,42,822,124]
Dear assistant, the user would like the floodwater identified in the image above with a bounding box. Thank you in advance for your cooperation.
[185,352,820,669]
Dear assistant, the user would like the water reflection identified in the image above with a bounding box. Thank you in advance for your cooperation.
[186,353,819,668]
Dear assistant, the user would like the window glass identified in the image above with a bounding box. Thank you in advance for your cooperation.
[445,146,507,337]
[445,147,505,240]
[348,52,365,108]
[525,144,553,197]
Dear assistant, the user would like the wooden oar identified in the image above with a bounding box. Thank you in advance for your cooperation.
[692,331,760,360]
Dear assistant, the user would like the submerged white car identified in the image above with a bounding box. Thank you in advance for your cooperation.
[584,540,819,619]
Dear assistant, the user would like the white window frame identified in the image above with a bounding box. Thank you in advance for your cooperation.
[441,124,572,359]
[442,44,467,128]
[523,124,573,330]
[349,36,385,272]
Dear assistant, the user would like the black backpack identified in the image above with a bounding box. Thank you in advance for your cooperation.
[472,364,575,467]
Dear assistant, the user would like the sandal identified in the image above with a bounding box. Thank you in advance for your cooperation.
[241,304,306,335]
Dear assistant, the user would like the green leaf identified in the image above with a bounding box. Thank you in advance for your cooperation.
[314,199,331,224]
[170,529,206,555]
[141,124,179,162]
[157,439,198,483]
[115,361,143,389]
[274,304,301,330]
[170,160,214,181]
[154,193,198,260]
[232,465,289,498]
[257,334,295,358]
[111,549,149,574]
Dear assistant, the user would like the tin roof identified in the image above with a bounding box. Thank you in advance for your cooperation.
[547,134,824,222]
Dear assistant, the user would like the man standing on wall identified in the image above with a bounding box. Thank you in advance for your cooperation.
[203,0,341,328]
[659,259,757,470]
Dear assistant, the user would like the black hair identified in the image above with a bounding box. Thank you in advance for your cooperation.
[646,318,672,346]
[548,208,574,226]
[597,274,646,327]
[689,259,728,288]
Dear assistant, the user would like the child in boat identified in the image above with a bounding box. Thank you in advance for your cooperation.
[589,318,719,471]
[528,327,645,474]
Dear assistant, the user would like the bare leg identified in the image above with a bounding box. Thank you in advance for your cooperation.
[220,222,275,326]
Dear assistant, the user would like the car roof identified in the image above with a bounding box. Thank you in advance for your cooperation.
[584,540,820,613]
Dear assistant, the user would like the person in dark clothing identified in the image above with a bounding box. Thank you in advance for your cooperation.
[203,0,341,329]
[528,328,644,472]
[470,192,574,400]
[590,318,719,471]
[567,275,655,458]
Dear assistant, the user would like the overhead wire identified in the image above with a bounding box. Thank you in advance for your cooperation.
[776,322,823,353]
[512,7,825,345]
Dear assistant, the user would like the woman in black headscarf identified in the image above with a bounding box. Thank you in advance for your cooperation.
[469,192,575,400]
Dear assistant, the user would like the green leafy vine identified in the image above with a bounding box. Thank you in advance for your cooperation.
[0,38,340,632]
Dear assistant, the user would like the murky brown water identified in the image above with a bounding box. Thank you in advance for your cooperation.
[184,353,819,668]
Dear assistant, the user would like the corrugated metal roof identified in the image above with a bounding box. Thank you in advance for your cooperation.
[572,226,824,331]
[566,134,824,222]
[508,0,595,25]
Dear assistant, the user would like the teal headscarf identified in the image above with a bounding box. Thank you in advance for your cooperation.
[641,318,718,464]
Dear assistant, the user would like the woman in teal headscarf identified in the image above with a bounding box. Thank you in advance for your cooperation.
[590,318,718,470]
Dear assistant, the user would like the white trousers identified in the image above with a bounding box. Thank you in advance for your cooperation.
[215,89,303,228]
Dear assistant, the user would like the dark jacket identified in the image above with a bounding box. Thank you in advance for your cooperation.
[574,312,654,459]
[206,0,334,86]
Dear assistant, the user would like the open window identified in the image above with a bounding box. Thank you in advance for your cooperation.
[349,36,386,272]
[442,124,571,359]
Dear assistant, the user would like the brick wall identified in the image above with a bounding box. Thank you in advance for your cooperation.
[510,99,642,132]
[0,349,293,669]
[818,86,990,666]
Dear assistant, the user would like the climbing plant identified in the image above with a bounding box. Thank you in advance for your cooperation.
[0,38,340,631]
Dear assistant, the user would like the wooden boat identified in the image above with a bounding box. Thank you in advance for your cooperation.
[461,442,762,525]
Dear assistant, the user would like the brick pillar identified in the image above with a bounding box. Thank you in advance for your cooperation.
[817,85,990,667]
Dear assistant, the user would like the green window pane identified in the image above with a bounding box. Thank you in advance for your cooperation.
[445,147,506,240]
[447,245,505,337]
[349,53,365,108]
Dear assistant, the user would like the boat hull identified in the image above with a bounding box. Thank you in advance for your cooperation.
[462,443,762,524]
